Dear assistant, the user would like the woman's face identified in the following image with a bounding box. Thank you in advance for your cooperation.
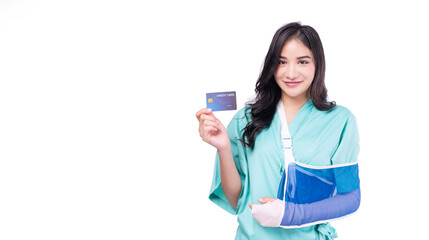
[274,39,316,101]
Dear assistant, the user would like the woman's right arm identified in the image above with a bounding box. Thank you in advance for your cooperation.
[196,108,242,210]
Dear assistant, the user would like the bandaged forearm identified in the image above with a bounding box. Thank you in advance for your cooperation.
[282,189,360,226]
[251,162,360,228]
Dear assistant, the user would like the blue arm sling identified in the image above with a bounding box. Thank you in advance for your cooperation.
[251,101,360,228]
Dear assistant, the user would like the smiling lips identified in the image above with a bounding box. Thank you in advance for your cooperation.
[284,81,303,87]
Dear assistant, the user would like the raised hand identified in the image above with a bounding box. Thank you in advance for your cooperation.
[196,108,230,151]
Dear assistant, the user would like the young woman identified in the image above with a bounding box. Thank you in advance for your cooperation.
[196,22,360,239]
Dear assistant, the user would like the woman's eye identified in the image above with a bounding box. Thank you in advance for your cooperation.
[298,61,309,64]
[279,60,286,65]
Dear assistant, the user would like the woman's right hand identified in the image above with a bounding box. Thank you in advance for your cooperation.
[196,108,230,151]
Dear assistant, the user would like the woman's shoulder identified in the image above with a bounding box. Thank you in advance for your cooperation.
[330,104,355,118]
[234,106,251,118]
[311,102,357,123]
[224,106,255,138]
[228,106,251,128]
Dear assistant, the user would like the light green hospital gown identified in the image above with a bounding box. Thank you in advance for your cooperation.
[209,99,360,239]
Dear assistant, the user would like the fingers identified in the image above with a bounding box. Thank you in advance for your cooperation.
[195,108,213,120]
[199,115,218,130]
[198,111,221,135]
[198,113,217,124]
[248,197,278,209]
[196,107,226,147]
[257,197,276,204]
[200,125,219,137]
[198,118,222,143]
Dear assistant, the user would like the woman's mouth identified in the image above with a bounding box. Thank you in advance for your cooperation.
[284,81,302,87]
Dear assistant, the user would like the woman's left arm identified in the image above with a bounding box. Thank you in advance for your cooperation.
[250,185,360,227]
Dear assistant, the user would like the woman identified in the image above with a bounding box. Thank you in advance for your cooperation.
[196,22,360,239]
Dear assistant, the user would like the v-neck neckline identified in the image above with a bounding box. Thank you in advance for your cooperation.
[277,98,313,137]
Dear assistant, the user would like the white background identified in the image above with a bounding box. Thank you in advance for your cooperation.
[1,0,428,239]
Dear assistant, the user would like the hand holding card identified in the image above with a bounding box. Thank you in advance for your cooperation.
[206,91,237,111]
[195,108,230,151]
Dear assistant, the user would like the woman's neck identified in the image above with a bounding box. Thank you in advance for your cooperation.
[281,94,309,111]
[281,93,309,125]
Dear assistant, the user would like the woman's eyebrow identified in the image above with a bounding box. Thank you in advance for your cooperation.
[279,55,312,59]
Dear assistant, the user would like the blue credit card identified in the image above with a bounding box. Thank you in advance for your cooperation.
[206,91,237,111]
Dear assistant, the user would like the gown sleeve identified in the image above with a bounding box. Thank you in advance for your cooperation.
[252,112,361,227]
[209,108,250,215]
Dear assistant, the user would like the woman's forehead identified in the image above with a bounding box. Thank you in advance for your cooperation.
[280,39,313,58]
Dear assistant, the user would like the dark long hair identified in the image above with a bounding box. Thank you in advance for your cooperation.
[241,22,336,149]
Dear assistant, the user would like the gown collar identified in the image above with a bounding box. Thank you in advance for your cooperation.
[276,98,313,138]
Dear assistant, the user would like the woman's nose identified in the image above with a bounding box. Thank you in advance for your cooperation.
[286,64,299,79]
